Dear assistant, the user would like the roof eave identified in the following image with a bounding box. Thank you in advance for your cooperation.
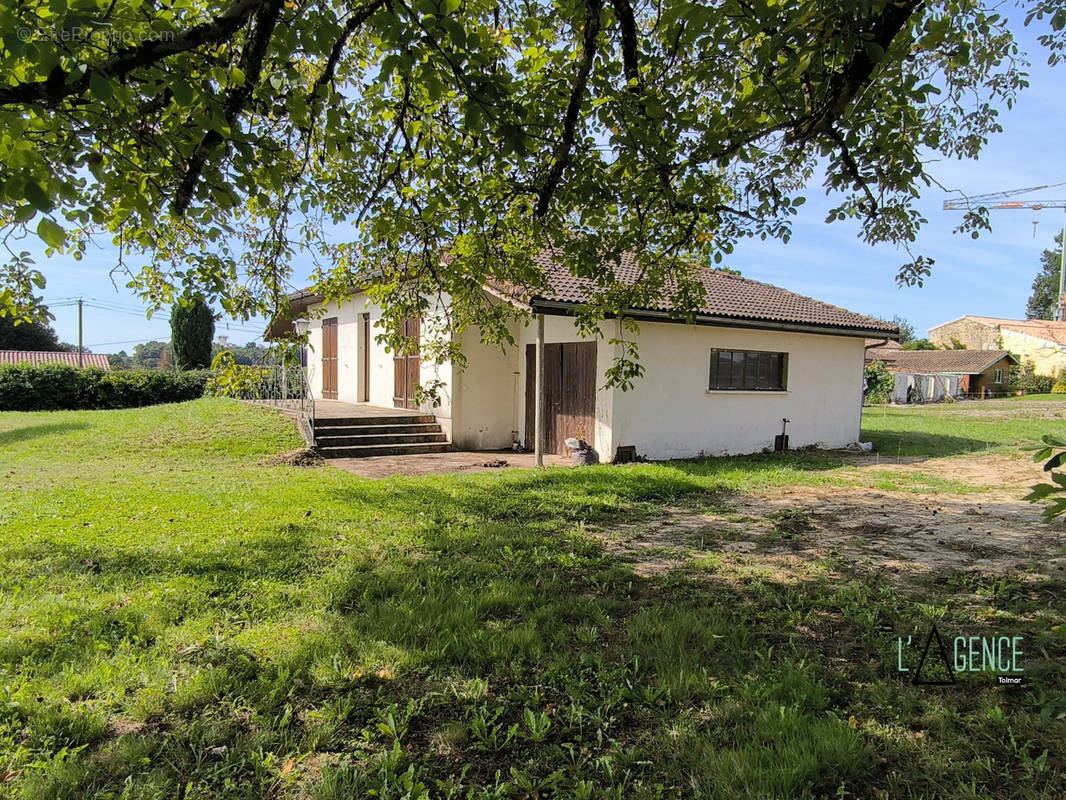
[528,299,897,339]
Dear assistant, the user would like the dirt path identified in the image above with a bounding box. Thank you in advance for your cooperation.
[595,453,1066,582]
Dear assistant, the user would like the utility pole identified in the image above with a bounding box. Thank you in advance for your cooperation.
[77,298,84,368]
[943,182,1066,321]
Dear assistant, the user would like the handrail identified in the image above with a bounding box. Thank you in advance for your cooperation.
[238,347,316,446]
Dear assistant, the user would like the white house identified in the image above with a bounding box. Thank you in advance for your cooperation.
[270,253,896,461]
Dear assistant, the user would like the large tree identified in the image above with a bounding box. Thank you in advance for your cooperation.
[0,0,1056,381]
[0,314,67,351]
[1026,229,1064,320]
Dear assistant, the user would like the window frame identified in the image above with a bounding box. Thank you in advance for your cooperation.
[708,348,789,392]
[993,368,1003,384]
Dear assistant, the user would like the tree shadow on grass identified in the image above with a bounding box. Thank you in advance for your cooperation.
[0,524,319,678]
[861,431,998,459]
[0,420,90,447]
[8,473,1065,800]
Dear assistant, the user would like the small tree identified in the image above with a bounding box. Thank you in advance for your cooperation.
[864,360,894,405]
[902,338,937,350]
[170,296,215,371]
[892,315,916,345]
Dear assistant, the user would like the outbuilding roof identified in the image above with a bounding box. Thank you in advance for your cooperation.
[0,350,111,369]
[869,348,1017,374]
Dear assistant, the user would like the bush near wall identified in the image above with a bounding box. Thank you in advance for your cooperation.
[0,364,211,411]
[1009,362,1055,395]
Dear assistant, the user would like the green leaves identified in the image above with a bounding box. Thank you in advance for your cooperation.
[35,217,65,249]
[1025,434,1066,519]
[89,71,113,102]
[23,181,52,213]
[0,0,1031,362]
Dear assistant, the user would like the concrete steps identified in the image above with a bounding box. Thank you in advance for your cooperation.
[313,412,449,458]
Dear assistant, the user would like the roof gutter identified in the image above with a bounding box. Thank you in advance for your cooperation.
[528,300,898,339]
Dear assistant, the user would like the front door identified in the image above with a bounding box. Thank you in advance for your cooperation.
[321,317,338,400]
[524,341,597,453]
[393,317,421,409]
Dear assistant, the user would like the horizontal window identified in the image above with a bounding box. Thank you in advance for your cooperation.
[709,349,788,391]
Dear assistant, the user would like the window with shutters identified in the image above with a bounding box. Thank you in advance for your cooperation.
[708,349,788,391]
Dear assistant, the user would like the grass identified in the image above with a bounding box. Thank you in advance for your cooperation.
[860,394,1066,458]
[0,399,1064,798]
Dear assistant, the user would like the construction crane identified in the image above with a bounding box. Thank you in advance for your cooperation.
[943,182,1066,320]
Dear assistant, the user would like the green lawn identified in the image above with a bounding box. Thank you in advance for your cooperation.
[861,395,1066,458]
[1,399,1064,799]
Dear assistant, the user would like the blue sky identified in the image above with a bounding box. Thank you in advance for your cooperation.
[35,11,1064,352]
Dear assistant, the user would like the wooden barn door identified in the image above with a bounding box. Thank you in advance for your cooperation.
[393,318,421,409]
[321,317,338,400]
[524,341,596,453]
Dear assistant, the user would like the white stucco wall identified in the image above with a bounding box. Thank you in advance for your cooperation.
[449,322,522,450]
[512,316,865,460]
[610,322,866,459]
[301,294,867,459]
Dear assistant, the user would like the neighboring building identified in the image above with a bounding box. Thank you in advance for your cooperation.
[865,348,1018,403]
[0,350,111,370]
[928,316,1066,377]
[271,254,896,460]
[865,338,902,357]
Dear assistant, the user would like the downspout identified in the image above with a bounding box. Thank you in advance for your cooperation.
[864,337,889,356]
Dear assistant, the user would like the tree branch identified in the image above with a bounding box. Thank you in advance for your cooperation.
[0,0,265,108]
[788,0,925,142]
[173,0,284,214]
[535,0,603,216]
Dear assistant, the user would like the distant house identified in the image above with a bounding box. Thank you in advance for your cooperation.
[928,316,1066,376]
[271,252,896,459]
[0,350,111,370]
[864,348,1017,403]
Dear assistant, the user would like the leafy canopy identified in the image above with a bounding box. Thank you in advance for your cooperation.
[0,0,1050,379]
[0,313,68,351]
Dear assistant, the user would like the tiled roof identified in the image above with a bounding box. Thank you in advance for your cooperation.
[512,250,896,335]
[866,338,902,349]
[961,316,1066,347]
[0,350,112,370]
[870,348,1016,374]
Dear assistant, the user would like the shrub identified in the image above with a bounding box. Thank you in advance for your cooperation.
[1052,379,1066,395]
[0,364,211,411]
[864,360,894,405]
[1009,362,1055,395]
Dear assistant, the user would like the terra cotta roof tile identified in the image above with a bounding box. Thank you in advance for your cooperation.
[519,249,896,335]
[0,350,111,369]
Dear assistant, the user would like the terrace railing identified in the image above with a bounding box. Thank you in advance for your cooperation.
[235,348,316,444]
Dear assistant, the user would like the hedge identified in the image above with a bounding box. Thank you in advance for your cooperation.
[0,364,211,411]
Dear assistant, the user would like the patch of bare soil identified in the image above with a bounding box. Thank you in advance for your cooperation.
[262,448,325,467]
[594,454,1066,582]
